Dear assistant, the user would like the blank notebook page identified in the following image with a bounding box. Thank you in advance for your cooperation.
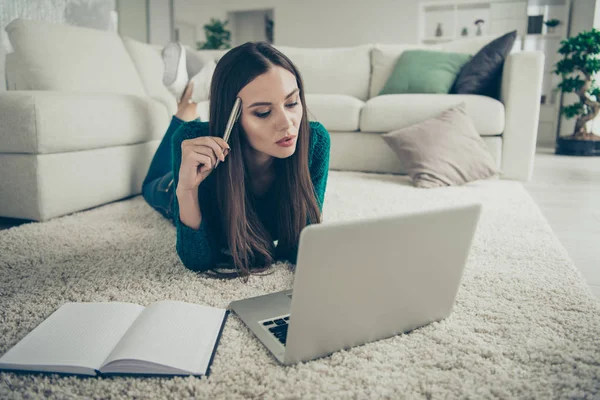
[0,302,145,371]
[102,300,226,374]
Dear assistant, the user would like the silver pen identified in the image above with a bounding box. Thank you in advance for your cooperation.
[214,97,242,169]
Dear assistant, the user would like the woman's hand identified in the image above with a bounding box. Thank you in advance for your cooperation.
[175,81,199,122]
[177,136,230,192]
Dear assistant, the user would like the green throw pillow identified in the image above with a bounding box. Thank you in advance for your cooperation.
[379,50,472,95]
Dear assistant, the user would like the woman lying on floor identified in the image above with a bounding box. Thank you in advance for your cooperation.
[141,41,331,282]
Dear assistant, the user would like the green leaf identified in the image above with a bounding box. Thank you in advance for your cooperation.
[197,17,232,50]
[555,28,600,119]
[562,102,584,119]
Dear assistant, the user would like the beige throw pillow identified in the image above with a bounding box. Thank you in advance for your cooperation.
[382,103,501,188]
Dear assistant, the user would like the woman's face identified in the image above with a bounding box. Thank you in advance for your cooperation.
[237,66,303,159]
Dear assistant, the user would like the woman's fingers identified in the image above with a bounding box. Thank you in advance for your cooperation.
[186,137,229,161]
[185,149,214,175]
[187,145,217,168]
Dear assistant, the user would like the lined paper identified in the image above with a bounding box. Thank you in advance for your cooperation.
[101,300,226,374]
[0,302,144,372]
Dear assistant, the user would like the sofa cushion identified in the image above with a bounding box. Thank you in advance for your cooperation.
[360,94,504,136]
[0,91,169,154]
[381,102,501,188]
[304,94,364,132]
[328,131,502,175]
[379,50,471,95]
[275,44,372,101]
[190,60,217,103]
[4,53,21,90]
[5,18,146,96]
[450,30,518,100]
[369,36,521,100]
[193,100,208,122]
[369,43,442,99]
[122,37,177,115]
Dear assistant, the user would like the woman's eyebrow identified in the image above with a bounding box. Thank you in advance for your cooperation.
[248,88,300,108]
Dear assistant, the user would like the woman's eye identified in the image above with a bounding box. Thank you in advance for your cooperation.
[254,102,299,119]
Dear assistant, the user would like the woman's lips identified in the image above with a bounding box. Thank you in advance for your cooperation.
[276,135,297,144]
[276,136,297,147]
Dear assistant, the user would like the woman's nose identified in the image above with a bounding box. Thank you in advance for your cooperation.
[275,108,293,131]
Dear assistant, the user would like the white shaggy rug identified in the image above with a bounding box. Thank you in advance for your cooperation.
[1,171,599,399]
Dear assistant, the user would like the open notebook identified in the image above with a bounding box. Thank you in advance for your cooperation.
[0,300,229,377]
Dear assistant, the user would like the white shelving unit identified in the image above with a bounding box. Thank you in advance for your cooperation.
[419,0,529,44]
[420,0,491,43]
[419,0,571,147]
[523,0,571,146]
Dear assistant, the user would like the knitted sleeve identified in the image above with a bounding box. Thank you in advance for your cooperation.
[308,121,331,212]
[170,121,220,272]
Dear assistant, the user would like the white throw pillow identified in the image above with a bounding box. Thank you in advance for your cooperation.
[190,59,216,103]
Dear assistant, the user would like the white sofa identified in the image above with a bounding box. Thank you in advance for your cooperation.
[0,18,544,221]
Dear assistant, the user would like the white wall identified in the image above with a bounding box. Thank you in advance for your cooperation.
[148,0,173,46]
[117,0,147,43]
[175,19,197,45]
[174,0,425,48]
[229,9,270,47]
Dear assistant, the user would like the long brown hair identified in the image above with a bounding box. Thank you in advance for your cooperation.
[204,41,321,282]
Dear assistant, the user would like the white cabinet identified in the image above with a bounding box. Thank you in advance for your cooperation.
[419,0,528,44]
[419,0,491,44]
[489,1,528,37]
[490,1,527,19]
[523,0,571,145]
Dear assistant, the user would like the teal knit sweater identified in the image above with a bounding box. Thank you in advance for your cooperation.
[170,120,331,272]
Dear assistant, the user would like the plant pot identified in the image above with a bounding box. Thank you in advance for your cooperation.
[555,137,600,156]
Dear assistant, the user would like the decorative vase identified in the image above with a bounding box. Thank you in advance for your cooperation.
[461,27,468,37]
[548,26,556,34]
[476,25,482,36]
[435,23,443,37]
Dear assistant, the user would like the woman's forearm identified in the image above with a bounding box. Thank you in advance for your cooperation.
[176,188,202,230]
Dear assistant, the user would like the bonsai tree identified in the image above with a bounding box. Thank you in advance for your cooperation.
[196,18,231,50]
[553,28,600,141]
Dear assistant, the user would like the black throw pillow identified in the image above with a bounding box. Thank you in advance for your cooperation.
[450,30,517,100]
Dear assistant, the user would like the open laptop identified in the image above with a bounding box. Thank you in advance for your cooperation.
[228,203,482,365]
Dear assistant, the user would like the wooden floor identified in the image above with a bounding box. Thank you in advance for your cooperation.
[1,148,599,299]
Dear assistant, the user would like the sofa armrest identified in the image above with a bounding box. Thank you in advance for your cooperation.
[500,51,545,182]
[0,91,170,154]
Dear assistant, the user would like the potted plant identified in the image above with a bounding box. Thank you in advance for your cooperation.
[544,18,560,34]
[553,28,600,156]
[196,18,231,50]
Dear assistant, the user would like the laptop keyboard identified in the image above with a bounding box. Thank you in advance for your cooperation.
[261,315,290,345]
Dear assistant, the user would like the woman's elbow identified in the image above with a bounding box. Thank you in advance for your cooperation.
[176,242,213,273]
